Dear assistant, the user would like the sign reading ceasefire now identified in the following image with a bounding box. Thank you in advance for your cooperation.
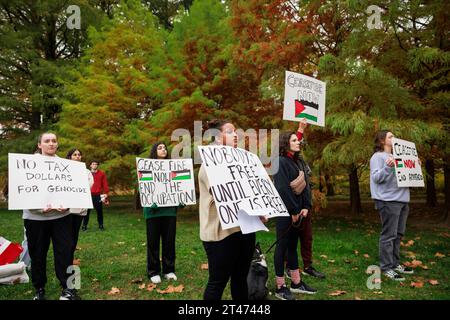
[392,138,424,188]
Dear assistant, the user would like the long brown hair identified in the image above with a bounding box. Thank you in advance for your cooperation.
[279,132,299,160]
[373,130,391,153]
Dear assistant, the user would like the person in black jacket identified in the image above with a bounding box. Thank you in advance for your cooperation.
[272,131,317,300]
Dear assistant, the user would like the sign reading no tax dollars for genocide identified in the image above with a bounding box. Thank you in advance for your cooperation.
[8,153,93,210]
[136,158,196,207]
[198,145,289,230]
[392,138,425,187]
[283,70,326,127]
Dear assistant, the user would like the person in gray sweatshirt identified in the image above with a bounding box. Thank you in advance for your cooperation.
[23,132,80,300]
[370,130,414,281]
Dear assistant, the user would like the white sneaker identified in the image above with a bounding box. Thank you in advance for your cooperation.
[394,265,414,274]
[383,270,405,281]
[150,275,161,284]
[164,272,177,281]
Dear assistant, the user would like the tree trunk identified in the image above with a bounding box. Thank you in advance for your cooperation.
[325,173,335,196]
[425,158,437,207]
[443,156,450,225]
[30,111,41,130]
[349,165,362,215]
[134,187,142,211]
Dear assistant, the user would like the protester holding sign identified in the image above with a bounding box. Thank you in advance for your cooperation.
[82,160,109,231]
[272,129,317,300]
[144,142,183,284]
[199,119,265,300]
[285,120,325,280]
[66,148,94,262]
[22,132,80,300]
[370,130,415,281]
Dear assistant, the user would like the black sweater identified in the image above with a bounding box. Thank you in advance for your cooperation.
[273,156,312,216]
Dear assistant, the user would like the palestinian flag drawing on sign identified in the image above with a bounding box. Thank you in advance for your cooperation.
[170,169,191,181]
[138,171,153,181]
[395,158,404,168]
[295,99,319,122]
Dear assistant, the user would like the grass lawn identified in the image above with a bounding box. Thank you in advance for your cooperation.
[0,197,449,300]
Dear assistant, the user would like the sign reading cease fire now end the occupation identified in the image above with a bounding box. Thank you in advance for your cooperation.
[283,70,326,127]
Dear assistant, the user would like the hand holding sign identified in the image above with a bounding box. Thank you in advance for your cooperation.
[392,138,424,187]
[198,145,289,230]
[283,71,326,127]
[298,118,308,132]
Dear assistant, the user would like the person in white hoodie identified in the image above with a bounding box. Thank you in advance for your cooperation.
[23,132,80,300]
[66,148,94,263]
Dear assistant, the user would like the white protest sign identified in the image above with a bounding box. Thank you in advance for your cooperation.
[136,158,196,207]
[392,138,424,187]
[198,145,289,230]
[238,211,269,234]
[283,70,326,127]
[8,153,93,210]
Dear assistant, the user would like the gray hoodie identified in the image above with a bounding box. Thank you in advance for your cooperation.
[370,151,410,203]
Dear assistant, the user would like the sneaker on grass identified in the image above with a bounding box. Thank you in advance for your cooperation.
[290,280,317,294]
[164,272,177,281]
[394,265,414,274]
[275,285,295,300]
[383,269,405,281]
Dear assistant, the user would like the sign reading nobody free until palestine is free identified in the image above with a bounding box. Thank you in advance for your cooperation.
[8,153,93,210]
[283,70,326,127]
[392,138,425,187]
[136,158,196,207]
[198,145,289,230]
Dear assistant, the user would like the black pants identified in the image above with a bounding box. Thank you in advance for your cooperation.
[146,216,176,277]
[71,215,83,259]
[83,195,103,228]
[24,214,73,290]
[203,231,255,300]
[274,216,298,277]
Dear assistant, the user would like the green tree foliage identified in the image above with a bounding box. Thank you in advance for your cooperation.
[58,0,167,189]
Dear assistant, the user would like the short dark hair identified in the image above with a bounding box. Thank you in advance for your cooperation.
[374,130,391,153]
[206,119,232,143]
[150,142,169,159]
[90,160,100,166]
[66,148,82,159]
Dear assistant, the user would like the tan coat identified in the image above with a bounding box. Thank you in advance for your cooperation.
[198,164,240,242]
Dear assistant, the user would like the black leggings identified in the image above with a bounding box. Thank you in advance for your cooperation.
[83,195,103,227]
[203,231,255,300]
[274,216,298,277]
[71,215,83,259]
[146,216,176,276]
[24,215,73,290]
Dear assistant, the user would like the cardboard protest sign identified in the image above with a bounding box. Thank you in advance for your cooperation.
[283,70,326,127]
[198,145,289,230]
[136,158,196,207]
[392,138,424,187]
[8,153,93,210]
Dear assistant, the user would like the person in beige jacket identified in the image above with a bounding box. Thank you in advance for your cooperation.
[199,119,266,300]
